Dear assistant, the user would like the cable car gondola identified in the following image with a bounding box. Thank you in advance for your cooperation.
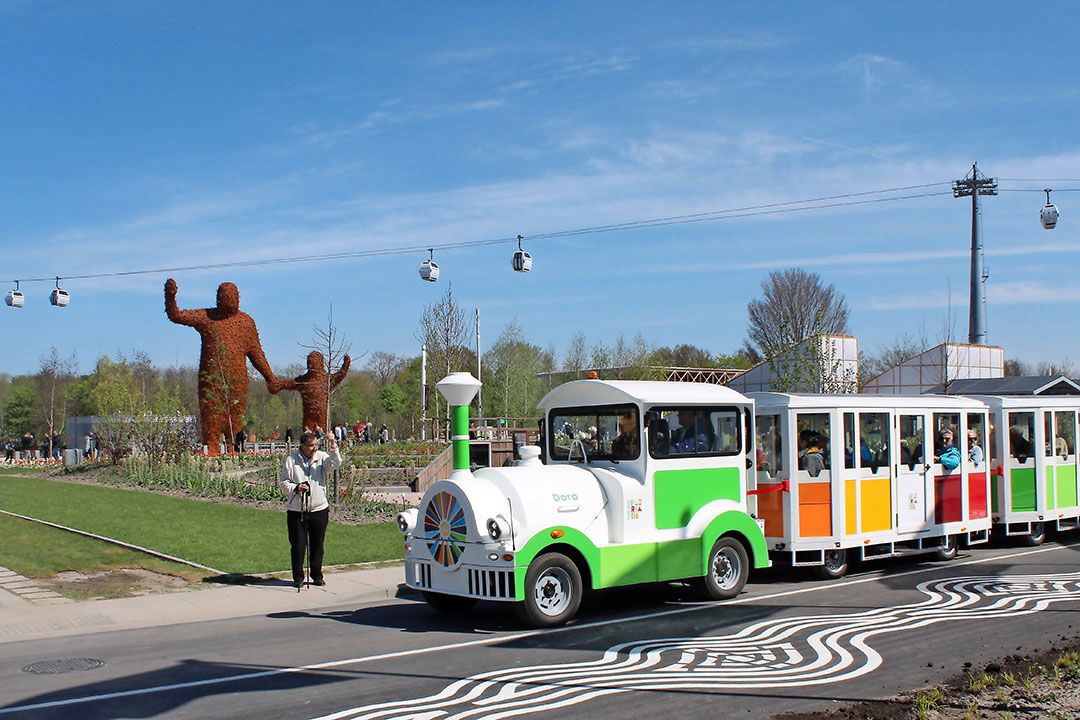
[512,234,532,273]
[419,248,440,283]
[1041,188,1059,230]
[50,277,70,307]
[5,281,24,308]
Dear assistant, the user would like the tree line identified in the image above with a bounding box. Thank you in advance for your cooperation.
[2,268,1072,446]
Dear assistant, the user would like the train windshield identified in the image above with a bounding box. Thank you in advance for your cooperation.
[549,405,640,461]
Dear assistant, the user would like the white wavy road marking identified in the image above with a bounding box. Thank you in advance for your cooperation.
[314,572,1080,720]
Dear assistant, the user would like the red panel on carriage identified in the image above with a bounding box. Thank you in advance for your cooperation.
[934,473,963,524]
[967,472,988,520]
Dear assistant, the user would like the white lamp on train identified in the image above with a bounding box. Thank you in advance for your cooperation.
[419,248,440,283]
[1041,188,1059,230]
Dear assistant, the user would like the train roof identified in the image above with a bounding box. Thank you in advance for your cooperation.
[963,394,1080,409]
[538,379,750,411]
[750,392,986,410]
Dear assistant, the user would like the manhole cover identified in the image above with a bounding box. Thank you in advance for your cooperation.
[22,658,105,674]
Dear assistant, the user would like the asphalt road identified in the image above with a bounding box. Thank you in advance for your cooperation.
[3,539,1080,720]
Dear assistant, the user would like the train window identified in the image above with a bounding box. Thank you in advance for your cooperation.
[843,412,856,469]
[1056,411,1076,459]
[933,413,960,462]
[755,414,783,475]
[1007,412,1035,460]
[899,415,924,469]
[549,405,638,461]
[1045,412,1055,457]
[650,407,741,459]
[796,413,831,477]
[966,413,986,467]
[858,412,889,473]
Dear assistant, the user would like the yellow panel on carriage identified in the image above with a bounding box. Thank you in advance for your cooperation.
[861,477,892,533]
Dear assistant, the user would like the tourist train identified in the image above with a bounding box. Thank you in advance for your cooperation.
[397,372,1080,627]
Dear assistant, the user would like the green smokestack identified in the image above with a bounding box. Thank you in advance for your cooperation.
[436,372,482,474]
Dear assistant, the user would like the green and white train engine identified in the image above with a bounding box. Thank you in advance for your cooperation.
[398,373,769,627]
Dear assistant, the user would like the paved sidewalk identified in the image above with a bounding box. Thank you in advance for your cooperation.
[0,562,409,645]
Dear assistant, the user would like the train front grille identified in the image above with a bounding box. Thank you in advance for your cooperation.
[467,568,514,599]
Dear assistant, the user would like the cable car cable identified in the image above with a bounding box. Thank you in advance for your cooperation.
[0,181,972,286]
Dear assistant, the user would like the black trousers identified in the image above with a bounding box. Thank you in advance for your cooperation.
[286,507,329,584]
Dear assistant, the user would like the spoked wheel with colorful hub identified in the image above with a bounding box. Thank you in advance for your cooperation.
[423,491,467,567]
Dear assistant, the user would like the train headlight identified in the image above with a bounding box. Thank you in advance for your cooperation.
[397,508,418,536]
[486,516,509,541]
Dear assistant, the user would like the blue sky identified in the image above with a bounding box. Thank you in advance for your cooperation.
[2,2,1079,376]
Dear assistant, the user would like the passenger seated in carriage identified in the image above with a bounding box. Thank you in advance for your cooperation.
[934,427,961,471]
[611,409,640,459]
[670,409,715,454]
[798,430,825,477]
[1010,425,1033,458]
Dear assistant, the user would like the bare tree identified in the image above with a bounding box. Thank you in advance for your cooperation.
[561,332,589,375]
[366,351,404,387]
[746,268,850,359]
[37,347,78,457]
[858,331,931,388]
[415,283,470,432]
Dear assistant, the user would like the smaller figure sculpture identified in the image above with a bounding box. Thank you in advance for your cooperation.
[272,351,351,434]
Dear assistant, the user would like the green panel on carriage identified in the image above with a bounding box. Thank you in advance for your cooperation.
[1046,467,1056,510]
[653,467,741,530]
[1058,465,1078,508]
[1010,468,1036,512]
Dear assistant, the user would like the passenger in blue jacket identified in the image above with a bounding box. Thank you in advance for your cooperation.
[935,428,961,471]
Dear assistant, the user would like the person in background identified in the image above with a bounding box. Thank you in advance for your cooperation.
[285,427,294,445]
[278,431,340,590]
[233,427,247,454]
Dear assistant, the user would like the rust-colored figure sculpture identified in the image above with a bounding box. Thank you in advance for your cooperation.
[271,351,351,433]
[165,278,276,454]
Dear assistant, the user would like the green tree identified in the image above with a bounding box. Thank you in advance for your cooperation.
[3,382,39,436]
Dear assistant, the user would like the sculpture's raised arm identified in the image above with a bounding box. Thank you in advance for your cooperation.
[164,278,209,328]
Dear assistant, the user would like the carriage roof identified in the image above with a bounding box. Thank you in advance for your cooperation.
[538,379,751,411]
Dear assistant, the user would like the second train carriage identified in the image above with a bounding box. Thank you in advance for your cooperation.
[749,393,992,578]
[968,394,1080,544]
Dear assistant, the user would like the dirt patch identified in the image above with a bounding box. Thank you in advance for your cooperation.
[775,635,1080,719]
[40,568,196,601]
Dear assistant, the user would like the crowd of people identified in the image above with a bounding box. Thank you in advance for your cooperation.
[229,420,393,454]
[2,431,70,464]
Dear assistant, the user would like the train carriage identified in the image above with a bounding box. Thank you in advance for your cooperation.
[750,393,992,578]
[968,395,1080,544]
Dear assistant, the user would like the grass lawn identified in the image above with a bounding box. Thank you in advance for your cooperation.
[0,513,204,581]
[0,476,403,575]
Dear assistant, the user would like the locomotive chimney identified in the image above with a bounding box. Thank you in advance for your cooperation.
[436,372,482,480]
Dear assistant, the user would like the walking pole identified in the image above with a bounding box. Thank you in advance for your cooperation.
[301,486,310,591]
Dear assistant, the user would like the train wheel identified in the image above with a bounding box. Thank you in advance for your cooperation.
[422,591,478,615]
[814,549,849,580]
[1025,522,1047,546]
[697,537,749,600]
[934,536,959,561]
[514,553,582,628]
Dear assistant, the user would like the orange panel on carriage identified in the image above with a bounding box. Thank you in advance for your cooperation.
[967,472,988,520]
[798,482,832,537]
[758,481,785,538]
[934,473,963,524]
